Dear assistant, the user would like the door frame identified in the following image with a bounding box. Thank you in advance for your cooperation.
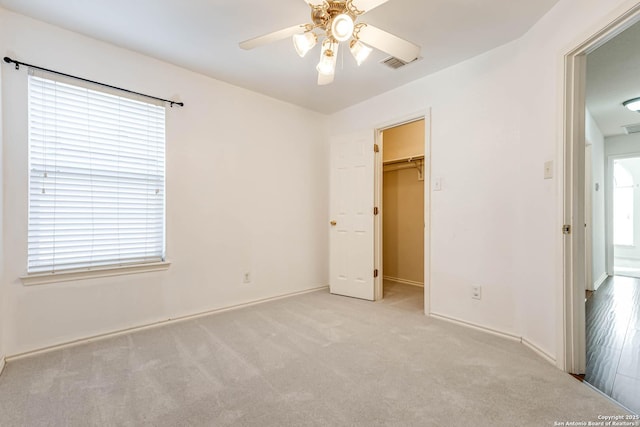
[585,144,593,291]
[373,110,432,315]
[562,2,640,374]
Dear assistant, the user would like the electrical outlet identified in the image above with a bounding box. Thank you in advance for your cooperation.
[472,285,482,300]
[243,272,251,284]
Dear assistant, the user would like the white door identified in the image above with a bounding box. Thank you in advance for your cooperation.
[329,131,376,300]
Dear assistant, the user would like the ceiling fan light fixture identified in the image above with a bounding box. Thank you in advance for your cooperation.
[331,14,355,42]
[350,39,373,66]
[623,97,640,112]
[317,42,338,76]
[239,0,422,86]
[293,31,317,58]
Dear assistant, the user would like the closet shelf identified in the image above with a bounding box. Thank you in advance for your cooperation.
[383,155,425,166]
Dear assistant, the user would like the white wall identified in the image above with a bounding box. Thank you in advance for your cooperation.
[0,52,5,371]
[328,0,639,361]
[586,109,607,287]
[0,8,329,356]
[330,40,523,337]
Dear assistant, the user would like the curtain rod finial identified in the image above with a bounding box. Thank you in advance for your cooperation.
[4,57,19,69]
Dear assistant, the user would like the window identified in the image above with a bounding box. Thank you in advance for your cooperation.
[613,161,634,247]
[28,73,166,274]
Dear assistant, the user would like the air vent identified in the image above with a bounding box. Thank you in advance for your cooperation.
[623,123,640,135]
[381,56,420,69]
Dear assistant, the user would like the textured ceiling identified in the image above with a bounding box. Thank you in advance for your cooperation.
[0,0,561,114]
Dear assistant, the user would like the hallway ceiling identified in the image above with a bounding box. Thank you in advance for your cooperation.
[587,21,640,137]
[0,0,560,114]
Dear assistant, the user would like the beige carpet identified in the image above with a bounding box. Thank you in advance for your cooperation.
[0,282,630,426]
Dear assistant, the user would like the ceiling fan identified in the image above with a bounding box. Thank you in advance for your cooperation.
[239,0,421,85]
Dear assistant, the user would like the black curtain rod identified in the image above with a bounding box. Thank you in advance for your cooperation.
[3,56,184,107]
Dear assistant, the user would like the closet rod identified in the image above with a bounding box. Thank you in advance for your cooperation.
[383,155,425,166]
[383,163,417,172]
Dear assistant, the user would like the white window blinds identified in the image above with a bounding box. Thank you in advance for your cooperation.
[28,73,166,273]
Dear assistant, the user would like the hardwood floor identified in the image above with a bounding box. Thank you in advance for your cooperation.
[585,275,640,414]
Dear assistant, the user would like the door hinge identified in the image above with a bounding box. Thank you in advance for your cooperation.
[374,144,379,153]
[374,269,379,278]
[374,206,379,215]
[562,224,571,235]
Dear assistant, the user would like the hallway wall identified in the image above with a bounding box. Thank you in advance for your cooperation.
[586,109,607,288]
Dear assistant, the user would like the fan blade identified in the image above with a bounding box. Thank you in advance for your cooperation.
[240,25,307,50]
[357,24,420,63]
[318,71,334,86]
[352,0,390,13]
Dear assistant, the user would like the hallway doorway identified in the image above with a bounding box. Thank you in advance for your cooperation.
[563,2,640,376]
[580,16,640,414]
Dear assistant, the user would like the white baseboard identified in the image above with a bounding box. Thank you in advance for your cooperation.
[7,285,329,362]
[430,312,556,366]
[383,276,424,287]
[0,356,5,376]
[429,312,521,342]
[521,337,556,365]
[593,273,608,291]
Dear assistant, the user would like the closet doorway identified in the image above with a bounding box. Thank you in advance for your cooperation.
[380,119,425,310]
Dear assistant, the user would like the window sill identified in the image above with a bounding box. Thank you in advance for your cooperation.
[20,261,171,286]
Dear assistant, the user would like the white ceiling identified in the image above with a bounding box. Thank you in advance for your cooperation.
[0,0,561,114]
[587,20,640,137]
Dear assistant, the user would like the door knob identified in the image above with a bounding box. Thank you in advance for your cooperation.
[330,220,337,226]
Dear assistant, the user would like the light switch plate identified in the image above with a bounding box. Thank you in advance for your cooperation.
[433,177,442,191]
[544,161,553,179]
